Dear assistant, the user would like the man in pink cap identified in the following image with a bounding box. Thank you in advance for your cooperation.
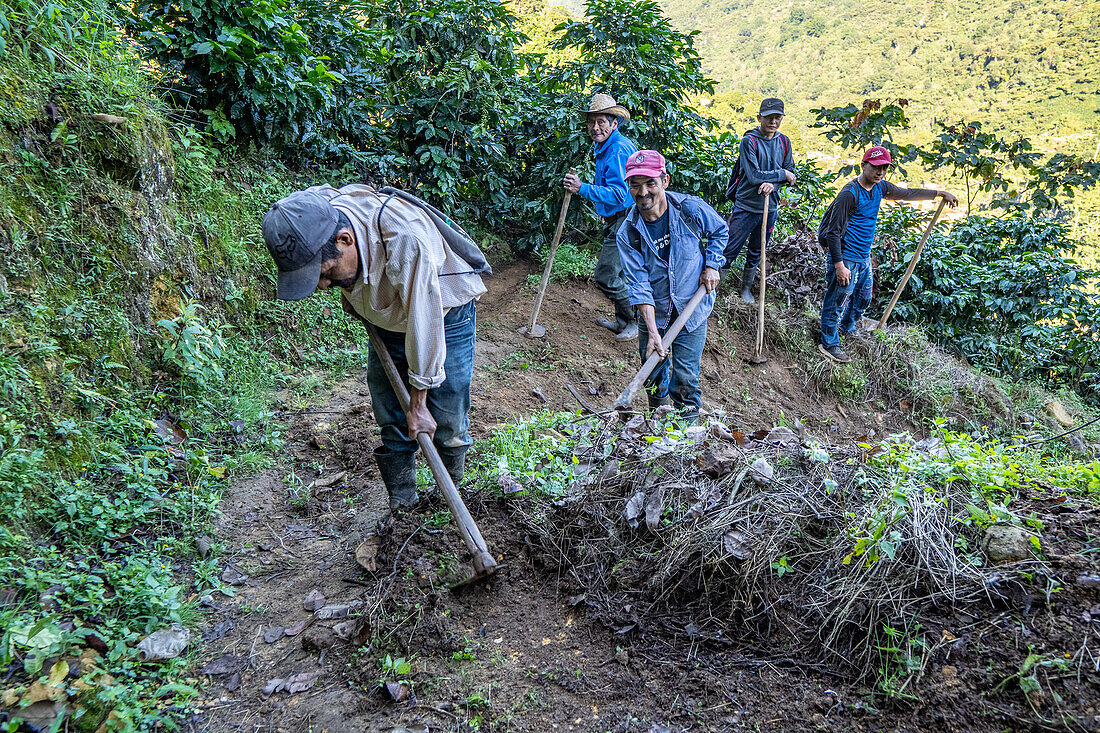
[616,150,728,423]
[815,146,957,363]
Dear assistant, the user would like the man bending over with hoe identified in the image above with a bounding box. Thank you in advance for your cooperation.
[262,185,490,509]
[617,150,728,424]
[816,146,957,363]
[563,93,639,340]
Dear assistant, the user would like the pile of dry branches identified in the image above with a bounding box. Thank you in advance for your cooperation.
[507,413,1002,675]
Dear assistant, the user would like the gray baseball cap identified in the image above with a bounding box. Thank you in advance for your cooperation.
[759,98,785,117]
[262,190,340,300]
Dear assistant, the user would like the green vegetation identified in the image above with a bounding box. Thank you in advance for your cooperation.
[2,0,1099,726]
[0,0,367,728]
[659,0,1100,149]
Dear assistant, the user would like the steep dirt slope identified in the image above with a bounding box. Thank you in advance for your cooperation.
[183,264,1095,733]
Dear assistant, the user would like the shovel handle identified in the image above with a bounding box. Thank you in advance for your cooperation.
[754,193,770,357]
[526,168,576,333]
[875,197,947,331]
[358,317,497,576]
[613,284,708,412]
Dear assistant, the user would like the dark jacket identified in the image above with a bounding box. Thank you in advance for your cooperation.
[731,128,795,214]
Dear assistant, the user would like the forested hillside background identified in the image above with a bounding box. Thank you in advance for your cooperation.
[540,0,1100,264]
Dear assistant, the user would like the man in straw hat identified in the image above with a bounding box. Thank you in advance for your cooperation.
[563,93,639,340]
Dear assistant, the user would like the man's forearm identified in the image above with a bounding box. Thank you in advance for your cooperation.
[638,304,660,338]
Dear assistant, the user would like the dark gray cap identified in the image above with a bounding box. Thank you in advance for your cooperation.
[759,98,785,117]
[262,190,339,300]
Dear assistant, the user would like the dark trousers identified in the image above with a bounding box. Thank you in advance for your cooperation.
[722,206,778,270]
[593,213,628,302]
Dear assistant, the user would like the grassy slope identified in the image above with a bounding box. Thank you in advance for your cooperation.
[0,3,368,729]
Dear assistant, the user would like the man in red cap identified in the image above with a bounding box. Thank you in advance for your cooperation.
[815,146,957,362]
[616,150,728,423]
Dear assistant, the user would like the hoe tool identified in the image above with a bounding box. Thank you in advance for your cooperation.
[362,321,498,586]
[519,168,576,339]
[746,192,770,365]
[875,198,948,331]
[612,284,708,419]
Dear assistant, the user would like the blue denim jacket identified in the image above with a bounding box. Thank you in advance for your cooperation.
[578,129,637,218]
[617,191,728,332]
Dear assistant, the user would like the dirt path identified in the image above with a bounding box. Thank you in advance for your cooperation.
[184,264,1070,732]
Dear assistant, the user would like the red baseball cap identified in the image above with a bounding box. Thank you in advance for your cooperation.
[624,149,667,179]
[862,146,892,165]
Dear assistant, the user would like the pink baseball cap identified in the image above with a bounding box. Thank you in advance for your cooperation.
[862,146,892,165]
[624,149,667,179]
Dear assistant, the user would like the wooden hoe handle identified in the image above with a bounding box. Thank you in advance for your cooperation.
[613,285,709,413]
[875,198,948,331]
[525,168,576,333]
[362,320,497,577]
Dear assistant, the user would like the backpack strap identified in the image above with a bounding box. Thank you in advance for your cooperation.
[626,195,703,253]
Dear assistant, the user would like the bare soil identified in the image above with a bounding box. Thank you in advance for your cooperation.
[186,263,1100,733]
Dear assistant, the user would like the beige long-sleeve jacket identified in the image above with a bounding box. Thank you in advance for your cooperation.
[308,184,486,390]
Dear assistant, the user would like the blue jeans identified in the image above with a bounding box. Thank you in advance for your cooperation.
[722,206,778,271]
[367,300,475,462]
[820,257,873,346]
[638,318,707,419]
[594,213,628,302]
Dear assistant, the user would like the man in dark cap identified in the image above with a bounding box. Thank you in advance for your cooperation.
[722,97,796,303]
[563,93,639,339]
[262,185,490,509]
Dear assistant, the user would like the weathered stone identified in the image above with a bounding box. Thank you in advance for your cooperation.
[984,525,1035,564]
[1077,572,1100,589]
[748,457,773,485]
[765,426,798,446]
[314,604,350,620]
[302,590,326,612]
[697,444,738,479]
[1043,400,1074,427]
[300,626,336,651]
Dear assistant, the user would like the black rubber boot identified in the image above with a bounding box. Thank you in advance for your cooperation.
[596,300,624,333]
[437,447,467,487]
[648,394,673,409]
[740,265,758,304]
[614,299,638,341]
[374,446,418,510]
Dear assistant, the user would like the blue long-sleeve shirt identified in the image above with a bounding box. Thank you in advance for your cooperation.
[578,128,636,218]
[617,191,728,332]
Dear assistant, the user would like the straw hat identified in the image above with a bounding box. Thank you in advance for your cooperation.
[580,93,630,121]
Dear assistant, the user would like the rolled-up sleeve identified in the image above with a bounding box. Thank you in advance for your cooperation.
[381,205,448,390]
[616,222,654,308]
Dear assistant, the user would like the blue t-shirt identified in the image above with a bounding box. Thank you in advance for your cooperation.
[842,181,886,260]
[643,210,671,262]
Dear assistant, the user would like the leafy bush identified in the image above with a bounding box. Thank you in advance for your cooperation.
[127,0,381,151]
[874,214,1100,397]
[543,0,732,203]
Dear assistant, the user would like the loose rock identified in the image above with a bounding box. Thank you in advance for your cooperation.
[136,623,190,661]
[984,525,1035,564]
[749,457,773,485]
[315,604,350,620]
[302,590,326,612]
[1043,400,1074,427]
